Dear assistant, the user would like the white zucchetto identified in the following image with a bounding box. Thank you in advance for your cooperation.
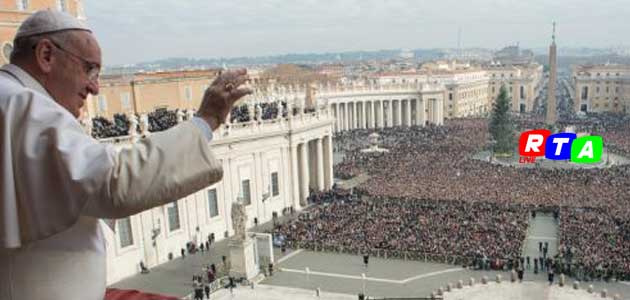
[14,9,91,40]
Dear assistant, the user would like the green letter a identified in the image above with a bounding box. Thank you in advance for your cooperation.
[571,136,603,164]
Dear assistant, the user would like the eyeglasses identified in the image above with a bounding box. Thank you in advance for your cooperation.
[48,39,101,84]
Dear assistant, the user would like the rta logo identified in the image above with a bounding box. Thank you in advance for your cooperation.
[518,129,603,164]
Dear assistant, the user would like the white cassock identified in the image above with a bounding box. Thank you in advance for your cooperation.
[0,64,223,300]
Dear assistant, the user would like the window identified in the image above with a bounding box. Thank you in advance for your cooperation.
[98,95,108,112]
[448,93,453,101]
[581,87,588,100]
[271,172,280,197]
[16,0,28,10]
[208,189,219,218]
[118,217,134,248]
[167,202,181,231]
[120,92,131,110]
[520,86,525,99]
[2,43,12,62]
[57,0,66,11]
[185,86,192,102]
[241,179,251,205]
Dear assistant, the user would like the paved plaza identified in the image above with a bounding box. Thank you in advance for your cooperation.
[109,214,630,300]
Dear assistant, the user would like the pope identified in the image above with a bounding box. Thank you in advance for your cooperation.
[0,9,251,300]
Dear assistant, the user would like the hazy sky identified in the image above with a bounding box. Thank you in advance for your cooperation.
[84,0,630,65]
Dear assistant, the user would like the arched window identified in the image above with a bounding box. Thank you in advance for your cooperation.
[2,42,13,63]
[57,0,66,12]
[16,0,29,10]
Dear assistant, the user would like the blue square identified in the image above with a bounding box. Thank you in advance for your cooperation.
[545,133,577,160]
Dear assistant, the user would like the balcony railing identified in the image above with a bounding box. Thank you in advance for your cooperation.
[95,109,333,145]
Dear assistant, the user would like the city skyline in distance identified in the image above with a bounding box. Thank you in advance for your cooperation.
[85,0,630,65]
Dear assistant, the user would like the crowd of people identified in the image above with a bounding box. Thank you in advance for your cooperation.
[91,113,131,138]
[334,119,630,210]
[275,192,529,268]
[276,115,630,280]
[229,101,288,123]
[559,208,630,281]
[89,101,302,139]
[147,108,179,132]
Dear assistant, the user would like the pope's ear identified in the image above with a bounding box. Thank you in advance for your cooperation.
[34,39,56,74]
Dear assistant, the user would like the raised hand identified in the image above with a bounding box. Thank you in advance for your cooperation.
[197,68,253,130]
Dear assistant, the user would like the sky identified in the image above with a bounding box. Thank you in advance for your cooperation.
[84,0,630,66]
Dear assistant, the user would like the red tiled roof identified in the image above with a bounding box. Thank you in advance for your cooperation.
[105,288,180,300]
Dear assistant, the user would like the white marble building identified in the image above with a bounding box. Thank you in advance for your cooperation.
[102,108,334,284]
[323,83,446,132]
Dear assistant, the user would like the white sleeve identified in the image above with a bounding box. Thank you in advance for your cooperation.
[1,90,222,248]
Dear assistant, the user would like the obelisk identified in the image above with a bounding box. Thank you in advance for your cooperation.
[546,22,557,125]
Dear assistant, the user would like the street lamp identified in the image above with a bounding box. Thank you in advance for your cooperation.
[305,267,311,291]
[361,273,366,297]
[488,139,497,163]
[151,220,161,247]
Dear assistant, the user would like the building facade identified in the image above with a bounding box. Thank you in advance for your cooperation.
[90,70,221,119]
[0,0,85,64]
[325,83,445,130]
[485,63,544,114]
[366,64,490,119]
[102,109,335,284]
[571,64,630,114]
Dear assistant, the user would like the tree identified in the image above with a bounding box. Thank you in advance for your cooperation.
[489,85,515,155]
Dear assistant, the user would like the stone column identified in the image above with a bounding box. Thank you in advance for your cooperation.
[324,135,334,190]
[332,103,338,132]
[432,99,438,125]
[405,99,411,126]
[299,143,310,206]
[291,145,301,209]
[396,100,402,126]
[356,102,362,129]
[378,100,385,128]
[355,101,360,129]
[400,99,407,127]
[316,138,325,191]
[367,101,373,129]
[400,100,406,126]
[437,98,444,125]
[351,102,356,129]
[346,102,351,130]
[365,101,370,129]
[372,101,377,128]
[344,103,350,131]
[417,98,426,127]
[337,103,342,131]
[386,100,393,127]
[362,101,367,129]
[338,103,344,131]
